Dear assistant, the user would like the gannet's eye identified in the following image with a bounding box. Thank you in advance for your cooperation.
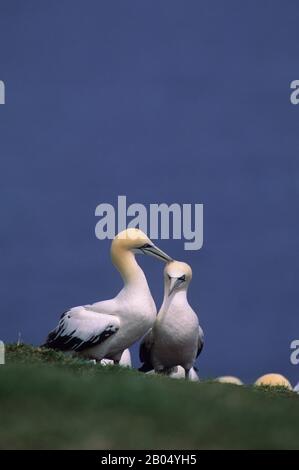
[178,275,186,282]
[140,243,152,249]
[167,274,171,280]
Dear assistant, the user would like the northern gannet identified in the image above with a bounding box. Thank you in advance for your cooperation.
[139,260,204,379]
[255,373,292,390]
[294,382,299,393]
[43,228,172,363]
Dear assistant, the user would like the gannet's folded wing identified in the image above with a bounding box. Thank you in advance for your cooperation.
[139,329,154,371]
[44,307,120,352]
[197,325,204,357]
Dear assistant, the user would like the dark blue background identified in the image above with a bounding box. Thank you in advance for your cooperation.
[0,0,298,384]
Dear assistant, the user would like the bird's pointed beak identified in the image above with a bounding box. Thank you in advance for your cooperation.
[168,277,183,296]
[142,244,173,263]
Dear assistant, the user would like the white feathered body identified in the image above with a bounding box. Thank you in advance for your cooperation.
[146,366,199,381]
[45,273,157,362]
[83,282,156,360]
[151,292,202,371]
[100,348,132,367]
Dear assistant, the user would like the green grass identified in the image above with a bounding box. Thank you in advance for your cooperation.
[0,344,299,449]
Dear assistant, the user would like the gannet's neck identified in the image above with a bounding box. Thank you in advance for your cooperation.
[161,288,189,312]
[111,246,148,287]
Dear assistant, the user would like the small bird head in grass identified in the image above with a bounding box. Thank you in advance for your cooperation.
[216,376,243,386]
[255,373,292,390]
[164,260,192,297]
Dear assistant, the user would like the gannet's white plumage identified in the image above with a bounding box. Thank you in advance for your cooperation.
[168,366,199,381]
[294,382,299,393]
[139,261,204,379]
[146,366,199,381]
[43,229,172,363]
[100,349,132,367]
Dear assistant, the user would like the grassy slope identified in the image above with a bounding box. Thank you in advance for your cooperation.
[0,344,299,449]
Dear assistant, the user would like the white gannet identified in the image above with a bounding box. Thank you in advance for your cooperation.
[294,382,299,393]
[100,349,132,368]
[43,228,172,363]
[139,260,204,379]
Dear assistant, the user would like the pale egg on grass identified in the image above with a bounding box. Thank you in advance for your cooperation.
[216,376,243,385]
[255,373,292,390]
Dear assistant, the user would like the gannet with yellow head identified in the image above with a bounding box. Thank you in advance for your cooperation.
[139,260,204,379]
[43,228,172,363]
